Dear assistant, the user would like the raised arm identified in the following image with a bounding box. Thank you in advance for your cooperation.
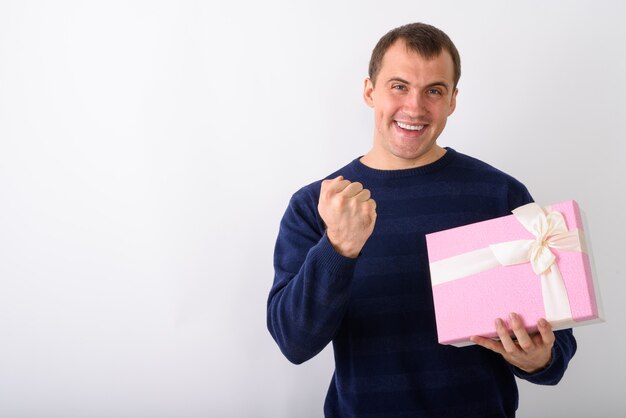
[267,176,376,364]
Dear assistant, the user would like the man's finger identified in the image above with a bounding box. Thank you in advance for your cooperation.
[509,313,534,352]
[495,318,518,354]
[342,181,364,197]
[470,336,504,355]
[322,176,351,194]
[537,318,556,346]
[355,188,371,202]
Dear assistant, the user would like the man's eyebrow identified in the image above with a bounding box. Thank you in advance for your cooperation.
[386,77,410,85]
[385,78,451,90]
[425,81,451,90]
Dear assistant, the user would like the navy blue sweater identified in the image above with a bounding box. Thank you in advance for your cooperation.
[268,148,576,417]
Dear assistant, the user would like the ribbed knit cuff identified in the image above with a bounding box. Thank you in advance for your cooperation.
[311,233,359,280]
[512,345,560,382]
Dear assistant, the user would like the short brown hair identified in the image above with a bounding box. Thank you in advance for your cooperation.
[368,22,461,88]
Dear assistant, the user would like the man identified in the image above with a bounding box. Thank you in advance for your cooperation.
[267,22,576,417]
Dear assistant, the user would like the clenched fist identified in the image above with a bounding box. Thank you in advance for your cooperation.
[318,176,377,258]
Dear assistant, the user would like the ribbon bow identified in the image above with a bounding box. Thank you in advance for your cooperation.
[490,204,582,274]
[489,203,583,322]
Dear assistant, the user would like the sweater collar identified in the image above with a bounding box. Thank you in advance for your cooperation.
[352,147,457,178]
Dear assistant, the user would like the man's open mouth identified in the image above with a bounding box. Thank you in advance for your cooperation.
[396,121,425,131]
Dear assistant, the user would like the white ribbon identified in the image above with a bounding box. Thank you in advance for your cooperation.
[430,203,585,323]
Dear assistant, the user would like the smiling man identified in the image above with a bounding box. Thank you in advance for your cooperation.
[268,23,576,417]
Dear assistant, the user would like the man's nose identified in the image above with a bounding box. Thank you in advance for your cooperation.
[403,91,427,117]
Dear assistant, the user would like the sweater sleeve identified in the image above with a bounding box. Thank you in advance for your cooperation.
[511,328,577,385]
[267,186,357,364]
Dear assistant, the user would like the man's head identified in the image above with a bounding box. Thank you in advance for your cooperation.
[361,23,460,170]
[368,22,461,89]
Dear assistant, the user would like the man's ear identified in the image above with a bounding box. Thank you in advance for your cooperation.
[448,88,458,116]
[363,78,375,108]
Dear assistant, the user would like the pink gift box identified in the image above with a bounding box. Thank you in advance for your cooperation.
[426,200,603,346]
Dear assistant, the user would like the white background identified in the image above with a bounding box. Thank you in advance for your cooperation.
[1,1,624,417]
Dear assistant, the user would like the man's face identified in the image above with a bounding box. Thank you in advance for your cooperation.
[363,40,458,170]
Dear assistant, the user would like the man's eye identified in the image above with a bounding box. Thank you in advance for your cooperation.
[392,85,407,91]
[428,89,442,95]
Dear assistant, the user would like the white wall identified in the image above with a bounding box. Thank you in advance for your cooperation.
[1,1,624,417]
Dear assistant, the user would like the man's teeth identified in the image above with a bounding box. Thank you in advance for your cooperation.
[397,122,424,131]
